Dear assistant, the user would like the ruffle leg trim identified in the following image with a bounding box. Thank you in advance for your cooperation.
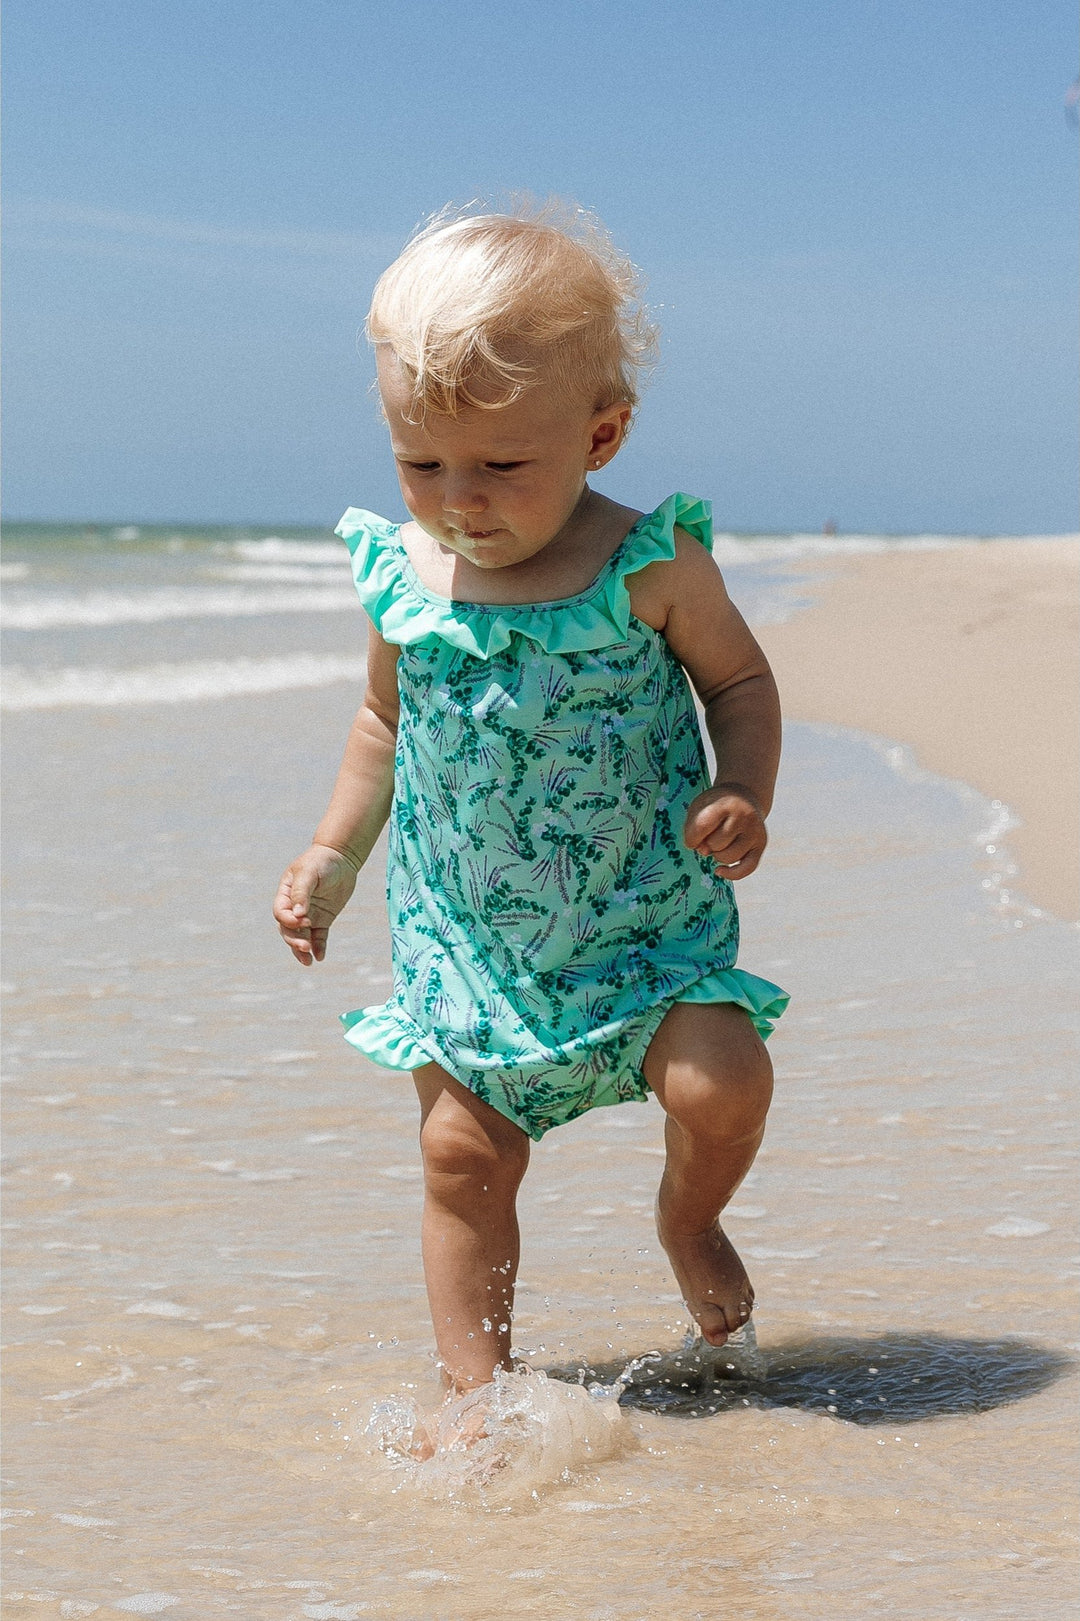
[341,966,788,1079]
[340,1003,440,1073]
[674,966,789,1039]
[339,967,788,1140]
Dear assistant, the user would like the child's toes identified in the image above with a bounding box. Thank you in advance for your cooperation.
[407,1418,436,1460]
[696,1292,755,1345]
[692,1301,732,1346]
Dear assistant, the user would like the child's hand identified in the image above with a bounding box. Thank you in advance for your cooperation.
[273,844,360,965]
[683,785,767,880]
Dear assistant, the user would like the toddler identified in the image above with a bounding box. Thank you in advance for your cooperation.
[274,204,787,1404]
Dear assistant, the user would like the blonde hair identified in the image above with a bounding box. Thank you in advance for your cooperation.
[366,200,656,420]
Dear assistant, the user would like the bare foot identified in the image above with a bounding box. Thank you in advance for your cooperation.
[656,1214,754,1346]
[407,1419,436,1461]
[434,1385,495,1452]
[405,1382,496,1461]
[405,1386,513,1484]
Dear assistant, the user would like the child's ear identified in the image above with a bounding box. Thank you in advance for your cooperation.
[588,402,633,469]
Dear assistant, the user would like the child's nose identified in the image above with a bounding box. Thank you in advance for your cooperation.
[443,480,488,518]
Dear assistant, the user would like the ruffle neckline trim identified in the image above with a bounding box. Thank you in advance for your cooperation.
[340,965,789,1078]
[334,492,712,659]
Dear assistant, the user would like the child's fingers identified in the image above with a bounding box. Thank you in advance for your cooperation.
[685,801,767,863]
[686,817,767,879]
[683,797,761,849]
[273,869,320,964]
[683,804,727,846]
[712,846,763,880]
[705,824,763,859]
[284,925,332,965]
[285,925,328,965]
[273,868,315,929]
[279,917,313,959]
[273,871,300,925]
[273,851,351,962]
[690,821,757,859]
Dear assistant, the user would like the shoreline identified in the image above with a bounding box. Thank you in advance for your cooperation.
[750,537,1080,922]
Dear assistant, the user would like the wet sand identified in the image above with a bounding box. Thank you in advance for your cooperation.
[3,532,1078,1618]
[755,538,1080,921]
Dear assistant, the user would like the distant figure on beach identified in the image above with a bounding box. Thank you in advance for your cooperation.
[273,203,787,1441]
[823,518,838,536]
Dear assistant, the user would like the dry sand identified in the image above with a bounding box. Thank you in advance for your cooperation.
[755,538,1079,921]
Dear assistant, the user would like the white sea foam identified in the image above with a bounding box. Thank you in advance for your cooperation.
[984,1217,1051,1238]
[125,1299,197,1319]
[809,722,1053,922]
[230,538,349,564]
[2,654,365,709]
[211,563,351,583]
[1,585,356,629]
[710,531,1078,565]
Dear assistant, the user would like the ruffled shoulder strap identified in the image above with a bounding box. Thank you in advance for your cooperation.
[584,491,713,644]
[335,506,412,638]
[334,494,713,659]
[336,505,529,656]
[609,491,712,575]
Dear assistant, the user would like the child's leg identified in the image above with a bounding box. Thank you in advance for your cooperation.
[643,1001,773,1346]
[413,1063,531,1393]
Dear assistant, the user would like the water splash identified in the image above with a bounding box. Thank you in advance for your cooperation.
[359,1366,628,1505]
[611,1320,764,1392]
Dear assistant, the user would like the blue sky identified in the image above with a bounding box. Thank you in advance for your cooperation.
[3,0,1077,531]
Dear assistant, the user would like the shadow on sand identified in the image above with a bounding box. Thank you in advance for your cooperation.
[547,1331,1074,1425]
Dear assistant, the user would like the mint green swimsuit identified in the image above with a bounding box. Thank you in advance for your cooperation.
[336,493,787,1140]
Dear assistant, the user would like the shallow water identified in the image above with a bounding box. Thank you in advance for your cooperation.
[2,527,1077,1618]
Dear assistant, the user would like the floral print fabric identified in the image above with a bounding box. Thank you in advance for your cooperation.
[336,495,788,1139]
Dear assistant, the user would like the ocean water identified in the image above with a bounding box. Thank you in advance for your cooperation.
[2,522,1077,1619]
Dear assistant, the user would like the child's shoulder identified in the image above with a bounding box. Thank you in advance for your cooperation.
[625,495,725,632]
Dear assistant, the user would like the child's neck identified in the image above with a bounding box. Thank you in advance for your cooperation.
[402,490,644,607]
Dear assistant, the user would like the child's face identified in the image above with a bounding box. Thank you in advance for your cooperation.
[377,349,630,570]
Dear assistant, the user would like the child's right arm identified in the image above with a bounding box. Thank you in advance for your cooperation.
[272,629,400,965]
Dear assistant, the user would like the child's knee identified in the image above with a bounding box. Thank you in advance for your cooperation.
[665,1033,773,1144]
[420,1107,529,1197]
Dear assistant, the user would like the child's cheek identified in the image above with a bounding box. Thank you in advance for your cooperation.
[398,477,427,520]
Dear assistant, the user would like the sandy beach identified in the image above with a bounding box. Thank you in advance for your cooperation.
[755,537,1080,922]
[3,522,1077,1618]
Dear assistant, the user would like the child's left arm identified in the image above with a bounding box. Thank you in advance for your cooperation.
[631,530,782,879]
